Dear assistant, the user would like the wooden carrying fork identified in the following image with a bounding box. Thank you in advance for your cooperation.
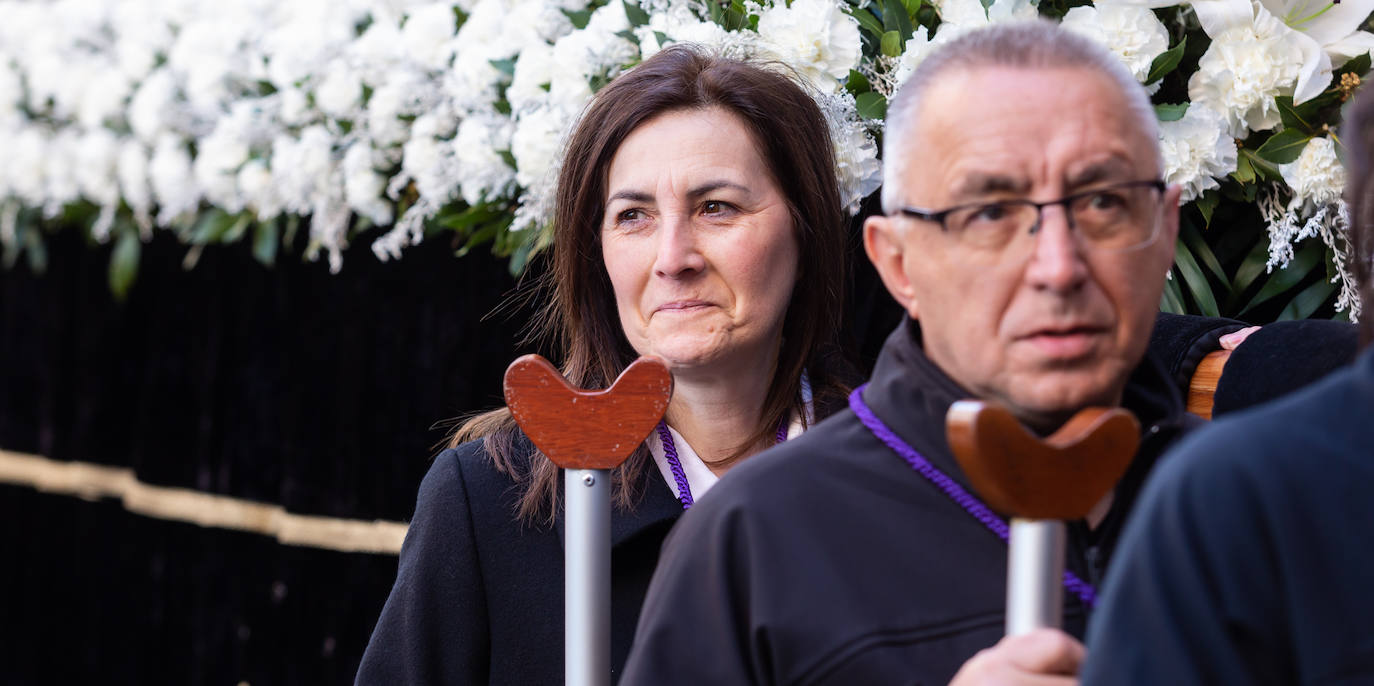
[947,401,1139,634]
[504,354,673,686]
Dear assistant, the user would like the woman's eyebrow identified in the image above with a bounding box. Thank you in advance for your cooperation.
[606,189,654,204]
[687,180,750,198]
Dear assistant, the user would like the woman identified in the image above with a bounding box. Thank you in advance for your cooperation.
[356,45,857,684]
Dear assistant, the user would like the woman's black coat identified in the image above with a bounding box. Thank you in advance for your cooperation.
[355,439,683,685]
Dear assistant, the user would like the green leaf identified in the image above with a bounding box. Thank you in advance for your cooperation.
[1195,189,1219,228]
[1254,128,1312,164]
[1232,154,1256,184]
[881,0,914,41]
[1230,237,1269,296]
[1239,240,1324,315]
[1145,36,1186,85]
[622,0,650,27]
[1160,273,1186,314]
[881,30,904,58]
[1275,95,1319,133]
[498,149,517,170]
[253,220,278,267]
[190,210,237,245]
[1173,237,1220,317]
[856,91,888,120]
[21,224,47,274]
[222,213,252,244]
[454,221,503,258]
[1338,52,1371,77]
[489,58,517,76]
[1181,222,1229,288]
[849,7,885,39]
[903,0,923,17]
[109,230,140,301]
[440,204,507,232]
[562,8,593,29]
[846,69,871,95]
[1154,103,1188,122]
[1278,278,1336,320]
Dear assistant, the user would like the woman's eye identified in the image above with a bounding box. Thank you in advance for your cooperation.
[703,201,724,214]
[617,209,644,223]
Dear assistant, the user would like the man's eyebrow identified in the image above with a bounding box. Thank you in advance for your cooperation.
[950,173,1031,198]
[1066,160,1133,188]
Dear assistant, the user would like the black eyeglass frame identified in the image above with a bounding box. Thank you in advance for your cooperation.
[894,178,1168,245]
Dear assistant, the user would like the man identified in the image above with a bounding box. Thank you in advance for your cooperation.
[622,21,1191,684]
[1079,83,1374,686]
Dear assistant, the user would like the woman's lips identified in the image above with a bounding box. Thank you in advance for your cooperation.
[654,300,713,314]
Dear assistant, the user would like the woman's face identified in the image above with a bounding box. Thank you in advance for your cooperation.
[600,107,800,375]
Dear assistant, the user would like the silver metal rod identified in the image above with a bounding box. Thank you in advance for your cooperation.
[1006,518,1066,635]
[564,468,611,686]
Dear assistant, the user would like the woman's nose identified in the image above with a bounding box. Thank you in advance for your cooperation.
[653,214,706,277]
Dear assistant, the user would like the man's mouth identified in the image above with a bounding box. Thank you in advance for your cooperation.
[1019,326,1109,359]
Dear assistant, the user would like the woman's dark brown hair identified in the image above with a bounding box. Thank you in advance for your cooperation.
[451,44,853,523]
[1343,82,1374,347]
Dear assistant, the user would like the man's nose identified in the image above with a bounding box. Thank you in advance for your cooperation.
[653,213,706,277]
[1024,205,1088,293]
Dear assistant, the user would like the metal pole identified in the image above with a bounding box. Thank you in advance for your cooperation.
[1005,518,1066,635]
[564,468,611,686]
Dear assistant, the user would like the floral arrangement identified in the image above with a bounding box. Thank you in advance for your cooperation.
[0,0,1370,321]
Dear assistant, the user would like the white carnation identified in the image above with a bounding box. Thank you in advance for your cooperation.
[9,126,47,208]
[509,42,558,112]
[149,134,201,225]
[401,2,460,70]
[77,67,132,130]
[342,143,395,226]
[454,113,517,205]
[127,68,179,143]
[75,128,122,207]
[1060,3,1169,86]
[1279,135,1345,208]
[816,91,882,213]
[236,159,282,222]
[756,0,862,92]
[1158,106,1238,203]
[511,103,574,189]
[117,139,154,229]
[400,133,461,204]
[315,63,364,120]
[1188,14,1306,137]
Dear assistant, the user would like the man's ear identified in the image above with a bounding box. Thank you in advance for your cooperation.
[863,214,920,318]
[1156,183,1183,266]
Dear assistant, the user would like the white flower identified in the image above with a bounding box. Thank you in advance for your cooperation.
[128,68,179,143]
[400,133,461,204]
[1279,135,1345,207]
[117,139,154,230]
[511,103,574,190]
[1060,3,1170,86]
[892,0,1033,87]
[315,63,364,120]
[1158,105,1238,202]
[236,159,282,222]
[270,126,339,215]
[755,0,862,92]
[75,128,122,207]
[149,134,201,225]
[454,113,517,205]
[342,143,395,226]
[78,67,132,130]
[401,2,460,70]
[9,126,47,208]
[1188,8,1306,136]
[509,42,558,112]
[816,91,883,213]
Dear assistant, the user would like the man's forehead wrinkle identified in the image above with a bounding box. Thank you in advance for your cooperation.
[950,172,1032,199]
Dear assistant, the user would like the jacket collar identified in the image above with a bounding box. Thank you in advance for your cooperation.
[861,317,1187,492]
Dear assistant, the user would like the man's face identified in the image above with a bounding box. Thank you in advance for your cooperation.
[864,66,1181,431]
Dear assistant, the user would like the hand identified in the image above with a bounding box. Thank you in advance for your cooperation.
[1218,326,1261,351]
[949,628,1085,685]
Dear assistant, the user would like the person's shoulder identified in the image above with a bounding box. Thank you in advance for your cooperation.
[422,438,526,508]
[1153,350,1371,499]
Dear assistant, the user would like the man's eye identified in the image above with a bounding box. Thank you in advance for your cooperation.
[1085,191,1127,212]
[968,203,1010,223]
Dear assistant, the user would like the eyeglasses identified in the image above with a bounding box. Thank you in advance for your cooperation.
[895,179,1168,255]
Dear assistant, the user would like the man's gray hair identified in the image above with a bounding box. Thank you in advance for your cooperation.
[880,20,1162,214]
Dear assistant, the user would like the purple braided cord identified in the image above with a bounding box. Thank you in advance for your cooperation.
[659,418,792,511]
[657,421,695,510]
[848,385,1097,609]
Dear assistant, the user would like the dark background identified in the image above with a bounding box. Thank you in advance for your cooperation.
[0,218,900,685]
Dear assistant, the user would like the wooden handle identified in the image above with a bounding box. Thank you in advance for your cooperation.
[504,355,673,470]
[946,401,1140,520]
[1187,349,1231,420]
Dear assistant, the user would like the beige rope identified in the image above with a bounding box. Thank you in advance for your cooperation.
[0,449,407,555]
